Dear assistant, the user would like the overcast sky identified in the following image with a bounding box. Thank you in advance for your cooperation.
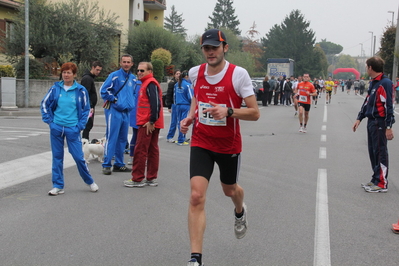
[166,0,398,57]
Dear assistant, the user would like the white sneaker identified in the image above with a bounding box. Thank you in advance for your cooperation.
[234,202,248,239]
[89,182,99,192]
[302,127,307,133]
[299,127,303,132]
[187,258,203,266]
[48,187,64,196]
[166,139,175,143]
[145,179,158,187]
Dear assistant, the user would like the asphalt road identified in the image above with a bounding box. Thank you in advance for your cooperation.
[1,91,399,266]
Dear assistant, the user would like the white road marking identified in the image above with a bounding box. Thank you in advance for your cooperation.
[319,147,327,159]
[314,168,331,266]
[321,125,326,131]
[0,149,75,190]
[321,135,327,142]
[323,105,328,123]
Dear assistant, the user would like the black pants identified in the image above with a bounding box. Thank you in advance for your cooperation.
[367,118,389,188]
[273,91,279,105]
[82,110,94,140]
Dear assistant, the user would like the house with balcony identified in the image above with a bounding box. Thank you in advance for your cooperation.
[50,0,166,55]
[0,0,166,65]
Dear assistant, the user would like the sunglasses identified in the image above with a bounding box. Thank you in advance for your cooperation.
[137,69,146,73]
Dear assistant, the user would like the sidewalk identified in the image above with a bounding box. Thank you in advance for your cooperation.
[0,107,105,117]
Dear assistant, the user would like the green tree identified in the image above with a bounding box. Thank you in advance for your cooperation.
[317,39,343,68]
[317,39,343,55]
[334,54,358,79]
[300,45,328,78]
[242,22,264,72]
[379,25,397,78]
[207,0,241,35]
[151,48,172,66]
[6,0,120,68]
[218,27,241,52]
[164,5,187,37]
[226,51,255,76]
[126,22,187,70]
[178,37,203,71]
[260,10,316,76]
[152,59,164,83]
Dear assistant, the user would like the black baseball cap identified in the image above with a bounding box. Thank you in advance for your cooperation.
[200,29,227,47]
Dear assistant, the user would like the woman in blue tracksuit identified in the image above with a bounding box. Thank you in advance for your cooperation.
[41,62,98,196]
[175,71,193,145]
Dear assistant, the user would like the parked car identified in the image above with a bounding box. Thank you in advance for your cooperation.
[242,79,264,107]
[252,79,264,101]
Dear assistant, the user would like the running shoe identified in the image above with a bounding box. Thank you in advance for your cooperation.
[302,127,307,133]
[176,141,189,146]
[294,111,298,117]
[234,202,248,239]
[102,167,112,175]
[145,179,158,187]
[187,258,203,266]
[123,180,145,188]
[166,139,176,143]
[365,185,387,193]
[361,182,373,188]
[48,188,64,196]
[113,165,131,172]
[299,127,303,132]
[89,182,99,192]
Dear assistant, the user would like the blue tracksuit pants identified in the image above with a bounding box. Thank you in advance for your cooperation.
[50,123,94,189]
[102,108,129,168]
[367,118,389,188]
[176,104,190,143]
[166,104,178,140]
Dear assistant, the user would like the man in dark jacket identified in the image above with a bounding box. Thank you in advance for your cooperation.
[353,56,394,193]
[81,61,102,140]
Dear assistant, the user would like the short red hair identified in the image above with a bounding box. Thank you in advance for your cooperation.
[61,62,77,74]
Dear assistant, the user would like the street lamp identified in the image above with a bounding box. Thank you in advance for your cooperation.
[388,11,394,27]
[369,31,373,56]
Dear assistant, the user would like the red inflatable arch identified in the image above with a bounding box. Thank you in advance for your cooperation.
[332,68,360,80]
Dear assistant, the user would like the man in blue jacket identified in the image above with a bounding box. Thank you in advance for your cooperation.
[100,54,137,175]
[353,56,395,193]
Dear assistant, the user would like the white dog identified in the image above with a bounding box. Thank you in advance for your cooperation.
[82,137,105,163]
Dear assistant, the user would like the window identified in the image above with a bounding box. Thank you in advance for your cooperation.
[6,20,15,40]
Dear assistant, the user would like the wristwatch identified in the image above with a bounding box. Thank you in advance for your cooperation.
[387,126,391,129]
[227,107,234,117]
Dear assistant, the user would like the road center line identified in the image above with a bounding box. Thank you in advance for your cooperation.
[314,168,331,266]
[323,105,328,123]
[319,147,327,159]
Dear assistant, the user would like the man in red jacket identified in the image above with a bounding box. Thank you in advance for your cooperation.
[123,62,164,188]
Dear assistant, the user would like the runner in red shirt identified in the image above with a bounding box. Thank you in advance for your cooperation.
[180,29,260,266]
[296,73,317,133]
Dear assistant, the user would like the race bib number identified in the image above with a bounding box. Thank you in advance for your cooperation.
[199,101,227,126]
[299,95,307,102]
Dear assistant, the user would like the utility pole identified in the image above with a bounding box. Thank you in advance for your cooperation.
[388,11,394,27]
[24,0,29,108]
[392,6,399,84]
[369,31,373,56]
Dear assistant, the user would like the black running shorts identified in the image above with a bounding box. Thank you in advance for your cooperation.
[190,146,241,185]
[298,102,311,111]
